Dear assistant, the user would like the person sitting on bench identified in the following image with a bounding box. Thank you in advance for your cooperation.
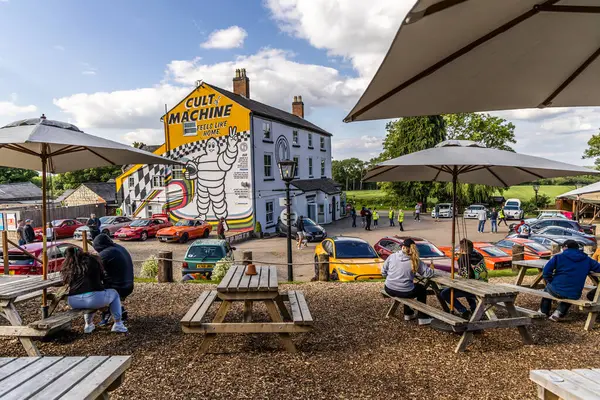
[382,238,434,325]
[61,247,128,334]
[540,240,600,321]
[440,239,488,320]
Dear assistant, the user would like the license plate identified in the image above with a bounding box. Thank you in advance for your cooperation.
[119,234,127,238]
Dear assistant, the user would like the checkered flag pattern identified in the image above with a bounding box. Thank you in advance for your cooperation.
[122,131,250,205]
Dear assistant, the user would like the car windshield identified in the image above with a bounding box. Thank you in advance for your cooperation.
[130,220,151,227]
[51,220,65,226]
[526,243,550,253]
[187,245,224,259]
[335,241,378,258]
[176,220,195,227]
[504,206,519,210]
[100,217,115,224]
[438,204,451,209]
[416,243,445,258]
[479,246,508,257]
[469,206,484,210]
[302,218,316,226]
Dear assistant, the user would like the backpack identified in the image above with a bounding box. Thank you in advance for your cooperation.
[472,258,489,282]
[519,224,531,235]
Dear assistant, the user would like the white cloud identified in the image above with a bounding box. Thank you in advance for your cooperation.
[0,100,37,117]
[53,45,65,51]
[81,62,97,76]
[333,134,384,160]
[123,129,164,146]
[201,26,248,49]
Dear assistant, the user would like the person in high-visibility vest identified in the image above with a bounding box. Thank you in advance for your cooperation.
[389,208,395,226]
[397,209,404,232]
[373,210,379,229]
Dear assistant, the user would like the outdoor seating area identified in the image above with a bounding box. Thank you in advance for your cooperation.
[530,368,600,400]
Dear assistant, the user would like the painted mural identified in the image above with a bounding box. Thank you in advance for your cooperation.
[116,84,253,229]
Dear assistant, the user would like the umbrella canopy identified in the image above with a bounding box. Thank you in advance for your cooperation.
[0,118,176,172]
[364,140,598,186]
[345,0,600,121]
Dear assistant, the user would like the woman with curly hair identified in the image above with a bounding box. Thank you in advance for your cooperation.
[61,247,127,334]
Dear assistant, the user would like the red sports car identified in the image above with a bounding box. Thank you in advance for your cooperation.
[374,236,454,272]
[35,219,85,241]
[114,217,172,241]
[0,242,83,275]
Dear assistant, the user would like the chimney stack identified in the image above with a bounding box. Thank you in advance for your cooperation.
[292,95,304,118]
[233,68,250,98]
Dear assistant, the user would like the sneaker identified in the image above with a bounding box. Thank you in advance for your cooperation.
[404,314,417,321]
[84,323,95,334]
[111,322,128,333]
[418,318,433,325]
[98,314,112,327]
[549,311,562,322]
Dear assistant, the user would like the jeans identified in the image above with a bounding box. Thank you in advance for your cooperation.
[491,220,497,233]
[390,218,395,226]
[68,289,122,325]
[365,218,372,231]
[352,216,356,227]
[398,222,404,231]
[440,288,477,313]
[18,239,26,246]
[414,213,420,221]
[385,284,428,318]
[478,220,485,232]
[539,286,573,316]
[374,220,378,226]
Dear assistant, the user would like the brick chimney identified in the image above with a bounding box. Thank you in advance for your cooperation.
[233,68,250,98]
[292,95,304,118]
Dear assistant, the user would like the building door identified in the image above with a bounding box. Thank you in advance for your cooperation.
[331,196,336,222]
[307,202,316,221]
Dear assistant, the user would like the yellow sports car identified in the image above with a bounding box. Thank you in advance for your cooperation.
[314,236,384,281]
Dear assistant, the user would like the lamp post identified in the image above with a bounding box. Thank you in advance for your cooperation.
[278,159,297,282]
[533,183,540,207]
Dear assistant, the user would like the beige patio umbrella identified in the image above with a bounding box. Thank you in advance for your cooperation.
[0,117,180,316]
[345,0,600,121]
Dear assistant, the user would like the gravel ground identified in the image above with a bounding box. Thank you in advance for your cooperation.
[2,276,599,399]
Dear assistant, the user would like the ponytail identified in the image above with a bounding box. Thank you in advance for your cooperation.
[409,243,420,273]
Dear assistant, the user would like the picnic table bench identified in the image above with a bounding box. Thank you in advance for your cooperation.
[530,368,600,400]
[0,273,92,356]
[509,259,600,330]
[181,265,313,353]
[0,356,131,399]
[383,271,534,353]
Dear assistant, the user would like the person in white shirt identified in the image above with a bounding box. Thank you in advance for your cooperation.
[477,209,487,233]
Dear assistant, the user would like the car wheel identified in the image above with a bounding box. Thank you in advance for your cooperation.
[330,269,339,281]
[102,229,110,236]
[140,231,148,241]
[179,233,189,244]
[203,229,210,238]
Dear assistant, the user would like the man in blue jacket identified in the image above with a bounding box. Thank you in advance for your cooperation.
[540,240,600,321]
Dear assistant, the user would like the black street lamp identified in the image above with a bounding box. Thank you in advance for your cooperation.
[278,159,297,282]
[533,183,540,207]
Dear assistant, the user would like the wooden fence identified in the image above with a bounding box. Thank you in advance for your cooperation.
[19,203,107,227]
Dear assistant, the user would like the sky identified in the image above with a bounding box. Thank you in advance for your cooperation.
[0,0,599,166]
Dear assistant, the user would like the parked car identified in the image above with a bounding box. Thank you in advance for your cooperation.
[115,217,172,241]
[73,216,133,240]
[34,219,84,241]
[314,237,383,281]
[528,218,594,235]
[526,234,588,250]
[431,203,453,218]
[182,239,235,278]
[464,204,487,219]
[439,242,512,270]
[534,226,597,244]
[156,219,212,243]
[503,198,524,220]
[374,236,453,272]
[0,242,82,275]
[276,217,327,242]
[494,238,552,260]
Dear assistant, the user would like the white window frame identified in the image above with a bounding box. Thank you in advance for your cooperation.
[293,156,299,178]
[308,157,313,178]
[264,153,273,178]
[308,133,313,148]
[292,130,299,145]
[183,122,197,136]
[128,177,135,187]
[265,201,274,225]
[320,159,326,177]
[320,136,325,150]
[172,165,184,180]
[152,175,165,188]
[263,122,271,140]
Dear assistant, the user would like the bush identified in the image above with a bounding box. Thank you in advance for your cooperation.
[211,256,234,282]
[140,255,158,279]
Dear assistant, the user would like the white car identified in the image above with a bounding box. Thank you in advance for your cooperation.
[504,198,524,220]
[431,203,453,218]
[464,205,487,219]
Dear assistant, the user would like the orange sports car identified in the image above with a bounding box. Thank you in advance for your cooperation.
[494,238,552,260]
[438,242,512,270]
[156,219,212,243]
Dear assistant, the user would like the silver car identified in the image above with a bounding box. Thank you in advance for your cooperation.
[464,205,486,219]
[73,216,132,239]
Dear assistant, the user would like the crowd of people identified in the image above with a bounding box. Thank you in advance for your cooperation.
[349,206,405,232]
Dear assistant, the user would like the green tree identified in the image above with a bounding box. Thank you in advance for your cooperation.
[582,130,600,168]
[332,158,365,190]
[132,141,146,149]
[50,166,122,191]
[444,113,516,151]
[0,168,39,184]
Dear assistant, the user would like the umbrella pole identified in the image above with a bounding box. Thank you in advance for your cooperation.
[450,168,458,312]
[41,148,49,318]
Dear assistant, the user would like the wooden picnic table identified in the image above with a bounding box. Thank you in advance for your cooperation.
[512,259,548,288]
[0,356,131,399]
[530,368,600,400]
[181,265,313,353]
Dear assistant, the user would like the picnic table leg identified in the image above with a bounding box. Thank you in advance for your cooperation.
[503,301,534,345]
[275,296,292,321]
[199,300,231,354]
[385,300,400,318]
[46,286,68,317]
[584,281,599,331]
[264,300,297,353]
[455,299,487,353]
[243,301,253,323]
[2,302,41,357]
[485,306,498,321]
[529,272,545,289]
[515,267,528,286]
[536,384,560,400]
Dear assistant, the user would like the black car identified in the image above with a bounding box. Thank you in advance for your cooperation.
[277,217,327,242]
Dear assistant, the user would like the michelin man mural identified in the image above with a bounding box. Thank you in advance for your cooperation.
[184,126,241,220]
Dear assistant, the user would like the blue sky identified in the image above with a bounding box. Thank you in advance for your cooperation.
[1,0,598,165]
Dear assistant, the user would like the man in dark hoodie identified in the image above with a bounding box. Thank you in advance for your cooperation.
[540,240,600,321]
[93,234,134,324]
